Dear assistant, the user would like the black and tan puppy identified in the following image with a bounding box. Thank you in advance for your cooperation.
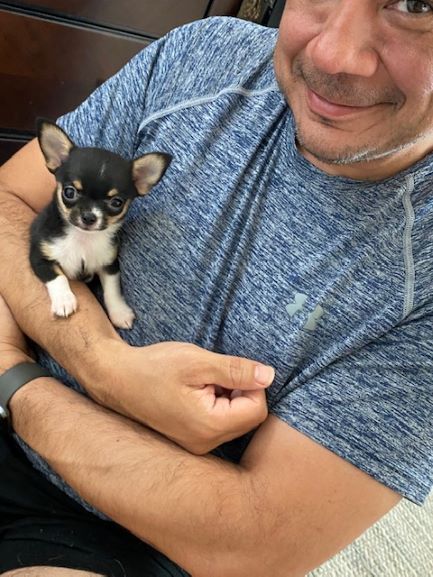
[30,120,171,328]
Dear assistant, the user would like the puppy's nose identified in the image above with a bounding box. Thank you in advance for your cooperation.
[81,211,97,225]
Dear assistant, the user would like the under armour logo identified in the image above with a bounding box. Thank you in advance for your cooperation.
[304,304,324,331]
[286,293,307,317]
[285,293,324,332]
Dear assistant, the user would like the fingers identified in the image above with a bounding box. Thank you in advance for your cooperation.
[195,349,275,391]
[125,342,274,455]
[144,342,275,391]
[215,389,269,436]
[182,389,269,455]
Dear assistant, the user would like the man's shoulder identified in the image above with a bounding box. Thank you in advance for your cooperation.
[142,17,279,109]
[164,16,278,59]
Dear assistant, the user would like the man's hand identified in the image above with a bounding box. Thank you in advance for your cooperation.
[88,339,275,454]
[0,140,274,455]
[0,291,274,455]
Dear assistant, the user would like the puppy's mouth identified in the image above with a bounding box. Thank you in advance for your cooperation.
[77,223,104,232]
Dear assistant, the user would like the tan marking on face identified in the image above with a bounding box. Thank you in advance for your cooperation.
[107,188,119,198]
[106,199,131,226]
[56,184,72,221]
[73,180,83,191]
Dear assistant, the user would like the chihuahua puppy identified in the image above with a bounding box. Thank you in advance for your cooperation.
[30,120,171,328]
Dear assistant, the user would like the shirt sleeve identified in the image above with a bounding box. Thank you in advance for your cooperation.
[54,17,234,159]
[54,10,204,159]
[271,307,433,505]
[55,37,165,159]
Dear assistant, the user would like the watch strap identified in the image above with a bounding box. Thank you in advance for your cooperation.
[0,362,51,420]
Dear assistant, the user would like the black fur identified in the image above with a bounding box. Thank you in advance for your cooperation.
[29,119,171,324]
[30,202,66,283]
[103,260,120,276]
[30,119,171,284]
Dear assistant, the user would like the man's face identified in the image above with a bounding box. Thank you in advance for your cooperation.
[274,0,433,179]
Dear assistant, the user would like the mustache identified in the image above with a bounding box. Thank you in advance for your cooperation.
[293,57,405,108]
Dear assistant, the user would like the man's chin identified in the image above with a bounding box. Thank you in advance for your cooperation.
[295,132,428,181]
[297,138,376,167]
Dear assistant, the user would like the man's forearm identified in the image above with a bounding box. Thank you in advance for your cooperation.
[0,189,120,390]
[0,188,274,457]
[11,377,268,577]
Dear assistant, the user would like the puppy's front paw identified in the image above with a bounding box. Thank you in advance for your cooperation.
[46,277,77,318]
[51,290,77,318]
[109,302,135,329]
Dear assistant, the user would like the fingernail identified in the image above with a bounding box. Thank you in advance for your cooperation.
[255,365,275,386]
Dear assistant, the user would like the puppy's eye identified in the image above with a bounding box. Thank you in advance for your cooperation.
[109,197,124,210]
[63,186,77,201]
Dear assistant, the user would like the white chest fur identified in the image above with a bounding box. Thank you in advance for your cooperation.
[45,225,118,279]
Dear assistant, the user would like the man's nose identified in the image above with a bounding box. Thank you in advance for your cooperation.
[306,1,380,77]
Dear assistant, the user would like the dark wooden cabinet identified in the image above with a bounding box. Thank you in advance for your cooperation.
[1,11,147,133]
[0,0,243,164]
[4,0,211,38]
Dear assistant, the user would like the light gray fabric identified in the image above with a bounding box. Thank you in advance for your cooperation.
[310,491,433,576]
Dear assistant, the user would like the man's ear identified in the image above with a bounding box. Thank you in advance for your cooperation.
[132,152,172,196]
[36,119,75,173]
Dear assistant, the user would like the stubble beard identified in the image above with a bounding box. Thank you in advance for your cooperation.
[279,54,428,167]
[295,119,425,167]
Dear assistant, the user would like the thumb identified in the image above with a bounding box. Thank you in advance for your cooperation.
[202,351,275,391]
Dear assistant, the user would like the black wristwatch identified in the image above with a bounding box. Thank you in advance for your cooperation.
[0,362,51,424]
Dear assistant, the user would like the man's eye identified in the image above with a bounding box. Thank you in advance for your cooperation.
[393,0,433,13]
[63,185,77,201]
[109,197,124,209]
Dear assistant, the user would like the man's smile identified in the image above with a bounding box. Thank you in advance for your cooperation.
[306,87,381,119]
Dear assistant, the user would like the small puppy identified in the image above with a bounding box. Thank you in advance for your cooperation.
[30,120,171,328]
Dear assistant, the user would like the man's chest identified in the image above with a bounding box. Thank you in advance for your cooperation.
[117,147,407,394]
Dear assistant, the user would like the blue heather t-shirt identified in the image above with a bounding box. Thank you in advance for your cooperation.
[17,17,433,509]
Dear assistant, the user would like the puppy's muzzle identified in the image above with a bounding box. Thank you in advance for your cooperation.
[76,210,104,231]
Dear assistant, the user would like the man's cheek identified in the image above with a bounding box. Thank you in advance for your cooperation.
[279,4,327,48]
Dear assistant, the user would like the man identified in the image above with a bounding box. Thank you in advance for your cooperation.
[0,1,432,576]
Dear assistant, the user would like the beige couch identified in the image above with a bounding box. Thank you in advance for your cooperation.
[309,492,433,576]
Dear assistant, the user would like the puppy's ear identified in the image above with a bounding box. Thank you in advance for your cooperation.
[37,119,75,173]
[132,152,172,196]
